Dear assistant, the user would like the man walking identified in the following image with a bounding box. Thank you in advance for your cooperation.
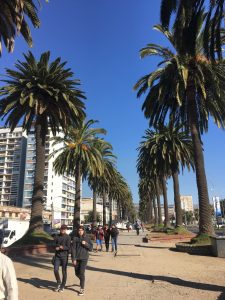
[0,252,18,300]
[103,224,110,252]
[53,224,71,292]
[110,224,119,254]
[71,225,93,296]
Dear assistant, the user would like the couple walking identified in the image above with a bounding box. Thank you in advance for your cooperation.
[53,224,93,296]
[95,224,119,253]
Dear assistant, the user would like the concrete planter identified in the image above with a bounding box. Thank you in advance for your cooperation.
[176,242,212,256]
[210,236,225,257]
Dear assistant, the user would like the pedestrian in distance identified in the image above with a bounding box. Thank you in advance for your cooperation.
[103,224,110,252]
[53,224,71,292]
[71,225,93,296]
[110,224,119,254]
[0,252,18,300]
[126,222,130,233]
[94,225,104,252]
[135,221,141,236]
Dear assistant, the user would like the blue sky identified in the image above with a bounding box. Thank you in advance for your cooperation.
[0,1,225,205]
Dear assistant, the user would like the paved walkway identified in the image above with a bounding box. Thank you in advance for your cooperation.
[13,230,225,299]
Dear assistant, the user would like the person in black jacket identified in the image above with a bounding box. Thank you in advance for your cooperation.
[110,224,119,253]
[103,224,110,252]
[53,224,71,292]
[71,225,93,296]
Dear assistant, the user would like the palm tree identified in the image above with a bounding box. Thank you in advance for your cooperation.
[160,0,225,60]
[0,51,85,233]
[88,140,116,226]
[0,0,43,55]
[134,19,225,234]
[141,125,194,227]
[139,178,158,226]
[108,170,131,223]
[51,120,106,230]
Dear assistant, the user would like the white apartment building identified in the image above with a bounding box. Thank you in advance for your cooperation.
[0,127,76,226]
[180,195,194,212]
[0,128,26,207]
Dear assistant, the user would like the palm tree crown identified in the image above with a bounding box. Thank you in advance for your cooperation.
[0,51,86,139]
[0,0,42,55]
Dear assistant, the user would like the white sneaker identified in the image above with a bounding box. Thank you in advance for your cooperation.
[78,289,85,296]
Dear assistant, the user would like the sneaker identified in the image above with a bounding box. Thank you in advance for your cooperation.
[78,289,85,296]
[54,284,61,292]
[58,287,64,292]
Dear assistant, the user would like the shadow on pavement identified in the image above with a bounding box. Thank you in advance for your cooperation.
[13,254,97,270]
[17,277,55,290]
[135,245,170,249]
[87,266,225,294]
[17,277,80,293]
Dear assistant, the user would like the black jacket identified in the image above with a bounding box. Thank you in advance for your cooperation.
[110,227,119,238]
[71,235,93,261]
[54,233,71,257]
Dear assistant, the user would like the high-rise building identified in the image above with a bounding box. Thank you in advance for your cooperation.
[0,128,27,207]
[0,127,76,226]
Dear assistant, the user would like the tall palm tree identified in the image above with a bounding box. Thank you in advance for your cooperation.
[88,140,116,226]
[134,19,225,234]
[108,170,131,223]
[139,178,158,226]
[0,51,85,233]
[141,124,194,227]
[0,0,43,55]
[51,120,106,230]
[160,0,225,60]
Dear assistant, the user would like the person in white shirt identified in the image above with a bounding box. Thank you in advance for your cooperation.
[0,252,18,300]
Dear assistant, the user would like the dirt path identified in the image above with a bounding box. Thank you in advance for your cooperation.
[13,230,225,299]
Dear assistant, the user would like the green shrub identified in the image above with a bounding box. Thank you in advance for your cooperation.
[191,233,211,245]
[11,230,53,247]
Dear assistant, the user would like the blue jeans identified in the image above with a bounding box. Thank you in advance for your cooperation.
[111,237,118,251]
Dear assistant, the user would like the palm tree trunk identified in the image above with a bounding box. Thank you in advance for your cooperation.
[156,179,162,224]
[102,190,107,226]
[73,161,81,231]
[187,83,213,235]
[153,197,158,226]
[92,188,97,226]
[29,120,45,233]
[109,197,112,226]
[148,197,153,223]
[162,177,170,227]
[172,171,182,226]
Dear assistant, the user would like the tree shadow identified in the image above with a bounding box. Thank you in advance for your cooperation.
[86,266,225,294]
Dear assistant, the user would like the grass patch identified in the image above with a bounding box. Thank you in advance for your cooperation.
[166,226,191,235]
[11,230,53,247]
[153,224,165,232]
[190,233,211,245]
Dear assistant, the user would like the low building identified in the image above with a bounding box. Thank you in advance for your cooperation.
[180,195,193,212]
[0,205,51,224]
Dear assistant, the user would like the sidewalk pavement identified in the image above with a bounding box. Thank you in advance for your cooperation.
[13,230,225,300]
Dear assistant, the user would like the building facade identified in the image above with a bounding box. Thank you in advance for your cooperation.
[81,197,118,224]
[0,128,27,207]
[180,195,194,212]
[0,127,76,226]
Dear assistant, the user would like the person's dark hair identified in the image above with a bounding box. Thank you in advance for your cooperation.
[60,224,67,230]
[78,225,84,230]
